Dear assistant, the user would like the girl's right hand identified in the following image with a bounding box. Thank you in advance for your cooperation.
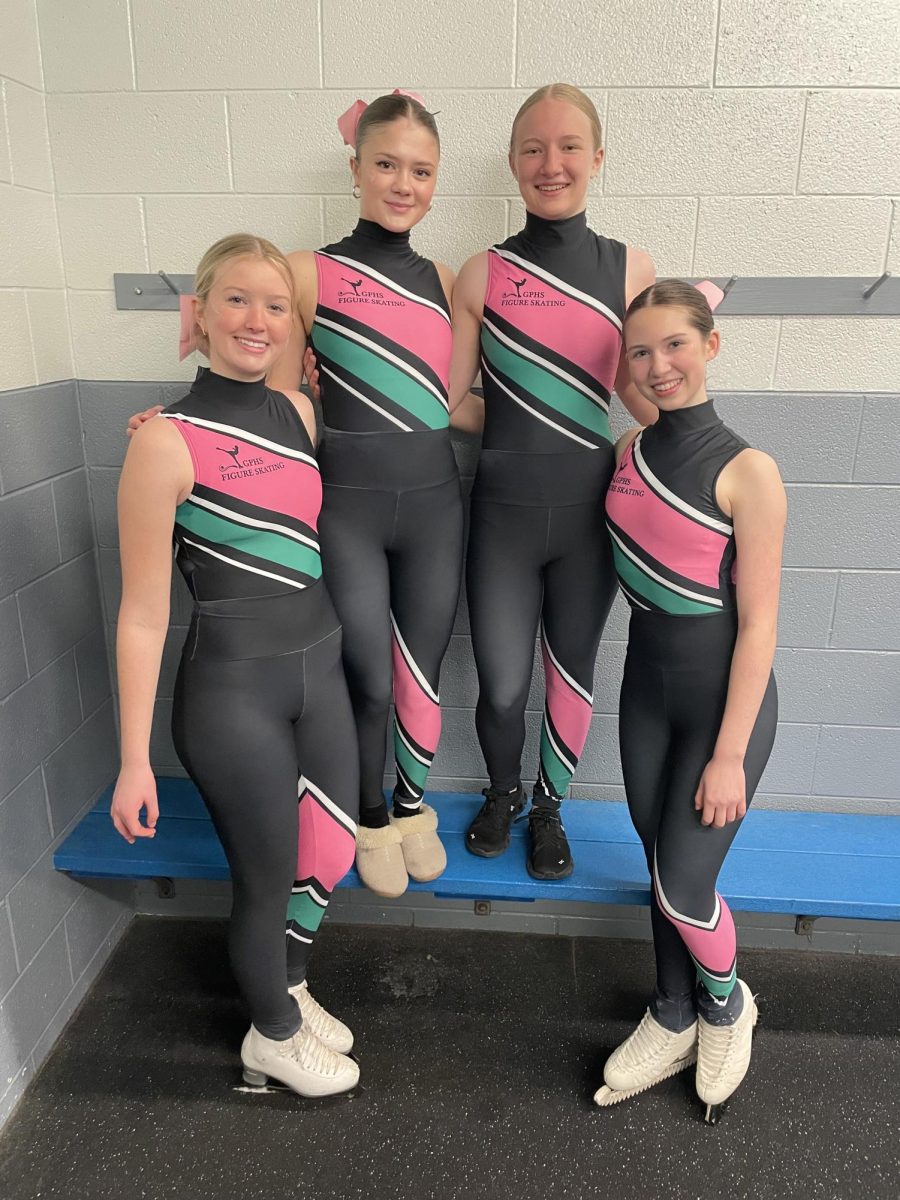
[111,766,160,843]
[125,405,164,437]
[303,347,321,403]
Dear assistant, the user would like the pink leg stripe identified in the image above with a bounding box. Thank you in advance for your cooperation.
[391,633,441,753]
[657,882,737,976]
[296,788,356,890]
[542,640,592,759]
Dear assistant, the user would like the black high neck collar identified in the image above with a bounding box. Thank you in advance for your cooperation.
[350,218,413,253]
[189,366,267,409]
[654,399,721,437]
[521,209,589,247]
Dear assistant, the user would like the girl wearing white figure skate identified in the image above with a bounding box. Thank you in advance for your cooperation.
[597,280,785,1122]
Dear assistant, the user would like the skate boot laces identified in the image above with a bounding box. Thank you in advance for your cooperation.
[616,1009,693,1070]
[293,982,350,1050]
[282,1025,345,1078]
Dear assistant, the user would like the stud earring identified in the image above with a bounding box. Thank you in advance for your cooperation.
[352,184,361,199]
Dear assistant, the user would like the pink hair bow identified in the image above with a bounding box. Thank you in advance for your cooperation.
[337,88,427,149]
[694,280,725,312]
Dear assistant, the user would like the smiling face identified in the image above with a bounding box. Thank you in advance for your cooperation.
[509,97,603,220]
[351,117,439,233]
[625,304,721,412]
[197,255,293,382]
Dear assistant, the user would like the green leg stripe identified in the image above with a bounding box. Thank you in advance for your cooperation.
[287,891,326,934]
[539,721,573,798]
[694,961,737,999]
[394,724,430,790]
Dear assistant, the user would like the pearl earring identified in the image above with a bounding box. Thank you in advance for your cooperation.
[352,184,361,199]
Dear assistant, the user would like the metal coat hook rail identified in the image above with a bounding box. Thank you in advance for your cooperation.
[114,272,900,316]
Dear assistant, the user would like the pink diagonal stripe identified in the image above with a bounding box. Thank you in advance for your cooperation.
[542,639,592,760]
[296,789,356,890]
[392,632,440,753]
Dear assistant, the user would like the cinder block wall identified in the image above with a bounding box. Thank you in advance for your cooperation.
[1,0,899,1125]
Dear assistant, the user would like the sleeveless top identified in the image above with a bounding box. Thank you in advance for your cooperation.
[312,219,452,433]
[605,400,749,616]
[480,210,627,453]
[162,368,323,600]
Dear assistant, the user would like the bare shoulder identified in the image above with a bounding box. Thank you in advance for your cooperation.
[433,260,456,306]
[613,425,642,466]
[453,252,490,314]
[286,248,317,276]
[720,448,786,520]
[624,245,655,305]
[277,388,318,446]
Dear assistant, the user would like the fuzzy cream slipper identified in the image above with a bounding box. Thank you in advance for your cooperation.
[355,823,408,898]
[390,804,447,883]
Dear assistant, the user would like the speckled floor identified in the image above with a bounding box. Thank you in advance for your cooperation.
[0,919,898,1200]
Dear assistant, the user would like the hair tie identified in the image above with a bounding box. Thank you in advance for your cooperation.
[337,88,428,150]
[693,280,725,312]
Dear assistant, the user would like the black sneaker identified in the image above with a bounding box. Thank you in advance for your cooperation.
[527,805,573,879]
[466,786,525,858]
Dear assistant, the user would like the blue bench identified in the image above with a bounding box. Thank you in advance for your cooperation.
[53,778,900,922]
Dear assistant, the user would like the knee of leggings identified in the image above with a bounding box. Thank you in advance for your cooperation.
[477,683,530,725]
[655,865,713,925]
[348,672,393,717]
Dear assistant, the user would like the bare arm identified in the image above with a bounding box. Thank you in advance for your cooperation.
[278,389,319,447]
[268,250,318,393]
[111,417,193,842]
[694,450,787,828]
[614,245,659,427]
[448,253,488,434]
[613,426,642,468]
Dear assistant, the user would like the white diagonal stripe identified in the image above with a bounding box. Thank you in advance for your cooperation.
[607,527,723,607]
[492,247,622,331]
[394,718,432,766]
[315,315,448,409]
[483,316,608,410]
[319,364,413,431]
[286,929,313,943]
[291,882,329,907]
[481,362,597,450]
[390,611,439,704]
[299,775,358,838]
[541,620,593,705]
[181,537,309,588]
[185,494,319,552]
[633,434,733,535]
[161,412,317,467]
[654,851,722,932]
[321,253,451,323]
[543,715,576,774]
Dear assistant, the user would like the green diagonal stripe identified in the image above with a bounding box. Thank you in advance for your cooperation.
[287,891,326,934]
[394,725,430,791]
[693,960,736,999]
[482,327,610,440]
[177,502,322,579]
[611,542,717,616]
[539,720,573,797]
[313,325,448,430]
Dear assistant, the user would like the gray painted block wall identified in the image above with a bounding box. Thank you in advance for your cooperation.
[0,382,129,1127]
[83,382,900,815]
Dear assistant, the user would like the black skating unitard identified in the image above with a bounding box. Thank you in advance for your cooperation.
[311,220,464,826]
[469,211,625,801]
[165,368,358,1039]
[606,400,777,1025]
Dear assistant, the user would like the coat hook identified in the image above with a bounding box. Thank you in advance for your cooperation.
[862,271,890,300]
[158,271,181,295]
[722,275,738,297]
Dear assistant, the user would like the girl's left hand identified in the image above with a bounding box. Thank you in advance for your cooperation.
[694,757,747,828]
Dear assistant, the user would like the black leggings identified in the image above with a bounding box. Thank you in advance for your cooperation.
[467,448,617,799]
[173,588,358,1040]
[318,428,464,823]
[619,610,777,1024]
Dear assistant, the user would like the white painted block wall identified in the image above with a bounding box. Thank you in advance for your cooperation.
[2,0,899,391]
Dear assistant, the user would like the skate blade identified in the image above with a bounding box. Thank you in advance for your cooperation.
[593,1051,697,1107]
[704,1099,727,1125]
[235,1077,365,1105]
